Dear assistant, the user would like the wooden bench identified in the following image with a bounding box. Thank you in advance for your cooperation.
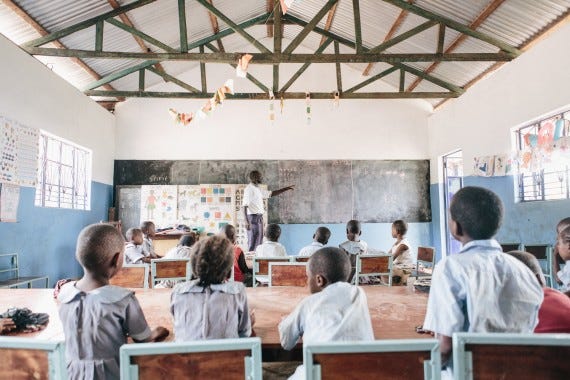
[269,262,308,287]
[0,253,49,289]
[252,257,292,287]
[0,337,66,379]
[110,264,149,288]
[355,254,393,286]
[150,259,191,288]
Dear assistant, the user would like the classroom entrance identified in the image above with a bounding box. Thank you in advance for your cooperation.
[443,150,463,255]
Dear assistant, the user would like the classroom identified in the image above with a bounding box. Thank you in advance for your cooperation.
[1,0,570,378]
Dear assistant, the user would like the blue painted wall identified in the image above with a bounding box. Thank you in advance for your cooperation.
[279,222,432,258]
[430,175,570,260]
[0,181,113,286]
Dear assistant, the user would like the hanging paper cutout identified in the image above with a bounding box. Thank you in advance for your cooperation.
[524,133,538,148]
[538,121,555,147]
[554,119,566,141]
[236,54,253,78]
[280,96,284,114]
[473,156,494,177]
[305,92,311,125]
[269,91,275,123]
[333,91,340,109]
[169,108,194,125]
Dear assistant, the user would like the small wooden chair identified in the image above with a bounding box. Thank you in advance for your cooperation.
[252,256,292,287]
[304,339,441,380]
[453,332,570,380]
[354,254,393,286]
[110,264,149,288]
[150,259,191,288]
[269,262,308,287]
[410,247,436,280]
[0,338,67,380]
[521,244,554,287]
[120,337,262,380]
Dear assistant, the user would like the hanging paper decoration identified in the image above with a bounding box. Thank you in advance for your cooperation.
[269,91,275,123]
[538,121,555,148]
[524,133,538,148]
[168,79,235,126]
[236,54,253,78]
[554,118,567,141]
[305,92,311,125]
[280,96,284,114]
[333,91,340,109]
[473,156,494,177]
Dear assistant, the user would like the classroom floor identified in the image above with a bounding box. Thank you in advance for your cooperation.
[263,361,300,380]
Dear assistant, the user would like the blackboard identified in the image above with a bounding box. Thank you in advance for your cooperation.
[114,160,431,224]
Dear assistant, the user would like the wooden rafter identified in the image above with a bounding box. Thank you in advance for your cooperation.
[206,0,225,52]
[267,0,275,38]
[273,0,282,93]
[362,0,414,76]
[1,0,119,95]
[407,0,506,92]
[319,2,338,46]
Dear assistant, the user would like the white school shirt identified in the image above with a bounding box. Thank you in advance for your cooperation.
[557,264,570,292]
[242,183,271,215]
[423,239,543,338]
[339,240,368,255]
[142,236,156,257]
[298,242,324,257]
[390,238,413,266]
[124,243,145,264]
[255,241,287,257]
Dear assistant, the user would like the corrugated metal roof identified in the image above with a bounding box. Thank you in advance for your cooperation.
[0,0,568,109]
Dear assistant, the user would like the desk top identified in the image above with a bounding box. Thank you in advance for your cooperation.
[0,285,428,347]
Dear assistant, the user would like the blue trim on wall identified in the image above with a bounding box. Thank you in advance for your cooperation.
[0,181,113,286]
[430,175,570,261]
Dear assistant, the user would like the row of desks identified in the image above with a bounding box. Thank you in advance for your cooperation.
[0,285,429,360]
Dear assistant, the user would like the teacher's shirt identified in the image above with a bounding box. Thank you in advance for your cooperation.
[242,183,270,215]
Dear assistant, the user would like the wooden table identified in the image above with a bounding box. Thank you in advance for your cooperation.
[0,285,428,361]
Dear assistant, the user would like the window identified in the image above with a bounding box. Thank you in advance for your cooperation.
[515,109,570,202]
[35,131,92,210]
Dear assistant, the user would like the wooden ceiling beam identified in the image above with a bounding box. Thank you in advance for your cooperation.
[407,0,506,92]
[363,0,414,76]
[267,0,275,37]
[319,2,338,47]
[273,0,282,93]
[206,0,225,52]
[84,90,459,99]
[26,47,513,63]
[1,0,119,95]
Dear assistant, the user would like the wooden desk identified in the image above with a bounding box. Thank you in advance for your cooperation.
[0,286,428,361]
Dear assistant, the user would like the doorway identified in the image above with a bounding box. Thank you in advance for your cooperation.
[443,150,463,255]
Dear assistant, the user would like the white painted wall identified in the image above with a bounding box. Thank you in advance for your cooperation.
[115,59,432,160]
[428,21,570,182]
[0,34,115,184]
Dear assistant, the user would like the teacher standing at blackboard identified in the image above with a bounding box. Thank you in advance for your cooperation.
[243,170,294,251]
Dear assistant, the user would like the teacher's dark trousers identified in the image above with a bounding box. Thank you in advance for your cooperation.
[247,214,264,252]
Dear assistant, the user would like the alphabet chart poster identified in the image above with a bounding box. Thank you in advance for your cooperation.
[0,116,39,187]
[0,117,17,184]
[140,185,178,229]
[178,184,236,234]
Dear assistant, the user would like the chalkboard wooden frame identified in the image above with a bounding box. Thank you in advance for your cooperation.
[114,160,431,224]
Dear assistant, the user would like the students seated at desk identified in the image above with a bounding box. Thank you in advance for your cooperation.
[298,227,331,257]
[389,220,414,286]
[339,220,368,282]
[140,220,160,259]
[422,187,543,375]
[162,233,197,259]
[279,247,374,380]
[506,250,570,333]
[170,235,254,341]
[124,228,150,264]
[220,224,252,287]
[57,224,169,380]
[255,224,287,257]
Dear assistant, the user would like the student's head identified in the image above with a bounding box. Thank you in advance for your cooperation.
[557,225,570,261]
[307,247,350,293]
[179,233,197,248]
[220,224,236,244]
[506,250,546,287]
[140,221,156,237]
[125,228,143,245]
[249,170,262,184]
[449,186,503,242]
[314,226,331,245]
[191,235,234,287]
[346,220,362,241]
[76,224,126,278]
[392,220,407,238]
[557,217,570,235]
[266,224,281,242]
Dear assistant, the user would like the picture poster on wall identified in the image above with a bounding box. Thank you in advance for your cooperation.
[0,183,20,222]
[473,156,495,177]
[178,184,236,234]
[140,185,178,229]
[0,116,39,187]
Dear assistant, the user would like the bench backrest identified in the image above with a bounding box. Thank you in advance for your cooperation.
[150,259,191,287]
[269,263,308,287]
[110,264,149,288]
[0,338,66,380]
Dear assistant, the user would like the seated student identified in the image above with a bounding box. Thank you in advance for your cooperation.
[552,217,570,287]
[422,187,543,373]
[154,233,198,289]
[170,235,254,341]
[140,221,160,259]
[279,247,374,380]
[556,225,570,294]
[339,220,368,282]
[124,228,150,264]
[221,224,252,287]
[298,226,331,257]
[389,220,414,285]
[506,250,570,333]
[58,224,168,380]
[255,224,287,257]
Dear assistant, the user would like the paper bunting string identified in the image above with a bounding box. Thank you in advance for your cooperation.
[306,92,311,125]
[168,79,234,126]
[269,91,275,123]
[236,54,253,78]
